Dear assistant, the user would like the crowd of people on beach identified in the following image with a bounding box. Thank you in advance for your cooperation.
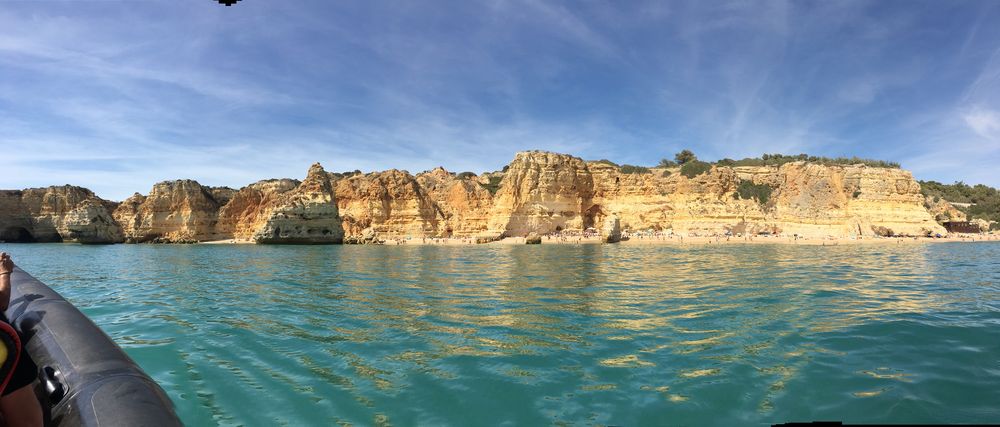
[355,227,998,246]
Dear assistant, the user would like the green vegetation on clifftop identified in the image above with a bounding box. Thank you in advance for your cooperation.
[680,160,712,178]
[721,153,900,168]
[920,181,1000,230]
[652,150,900,174]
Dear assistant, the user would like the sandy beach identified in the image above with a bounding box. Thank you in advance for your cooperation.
[198,233,999,246]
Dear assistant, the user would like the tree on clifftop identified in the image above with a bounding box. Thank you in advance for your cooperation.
[674,149,696,165]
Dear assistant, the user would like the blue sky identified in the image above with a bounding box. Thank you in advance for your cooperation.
[2,0,999,200]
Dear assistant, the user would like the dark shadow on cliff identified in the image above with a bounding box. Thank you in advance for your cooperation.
[0,226,36,243]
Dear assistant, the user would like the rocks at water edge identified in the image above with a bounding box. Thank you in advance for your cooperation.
[602,215,622,243]
[216,178,301,241]
[250,163,344,244]
[112,180,232,243]
[488,151,595,237]
[1,150,955,244]
[0,186,122,243]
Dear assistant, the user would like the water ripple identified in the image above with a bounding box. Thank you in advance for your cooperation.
[2,242,1000,425]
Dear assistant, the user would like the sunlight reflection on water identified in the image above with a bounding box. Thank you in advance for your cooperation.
[2,242,999,425]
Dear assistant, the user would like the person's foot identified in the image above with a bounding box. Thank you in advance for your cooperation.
[0,253,14,275]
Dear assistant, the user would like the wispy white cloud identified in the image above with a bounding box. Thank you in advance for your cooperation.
[3,0,1000,198]
[963,107,1000,140]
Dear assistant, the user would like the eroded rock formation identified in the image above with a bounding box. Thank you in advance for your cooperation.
[251,163,344,244]
[486,151,944,238]
[924,196,967,223]
[335,169,440,239]
[0,186,121,243]
[217,179,300,241]
[112,180,230,243]
[488,151,595,236]
[1,150,953,244]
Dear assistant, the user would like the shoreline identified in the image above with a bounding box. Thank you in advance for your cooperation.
[194,233,999,246]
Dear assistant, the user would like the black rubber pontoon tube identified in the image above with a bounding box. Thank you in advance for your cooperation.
[3,267,182,427]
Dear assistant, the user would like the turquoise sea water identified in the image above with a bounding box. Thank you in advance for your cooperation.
[1,242,999,426]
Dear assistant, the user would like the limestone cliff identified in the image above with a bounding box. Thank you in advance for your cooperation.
[414,168,493,237]
[589,162,766,236]
[250,163,344,244]
[488,151,595,236]
[330,167,494,240]
[217,179,300,241]
[758,163,943,237]
[488,151,944,238]
[1,150,952,244]
[112,180,228,243]
[334,169,441,239]
[0,186,122,243]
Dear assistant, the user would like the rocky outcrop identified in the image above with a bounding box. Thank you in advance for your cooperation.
[722,162,940,237]
[0,186,122,243]
[589,162,767,236]
[112,180,228,243]
[602,215,621,243]
[326,166,494,239]
[250,163,344,244]
[1,150,951,244]
[217,179,300,241]
[488,151,944,238]
[525,232,542,244]
[334,169,441,238]
[970,218,992,232]
[415,168,493,237]
[925,196,967,223]
[62,198,124,244]
[488,151,595,237]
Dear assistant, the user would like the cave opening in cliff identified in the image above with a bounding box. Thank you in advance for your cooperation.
[0,226,36,243]
[583,204,603,230]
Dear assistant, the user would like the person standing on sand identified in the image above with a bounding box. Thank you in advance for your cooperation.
[0,253,44,427]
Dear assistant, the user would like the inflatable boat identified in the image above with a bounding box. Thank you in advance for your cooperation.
[2,268,181,426]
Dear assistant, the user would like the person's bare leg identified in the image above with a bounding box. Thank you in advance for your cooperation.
[0,386,42,427]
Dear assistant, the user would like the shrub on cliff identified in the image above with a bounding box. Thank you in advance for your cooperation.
[658,159,678,168]
[481,176,503,195]
[674,150,696,165]
[680,160,712,178]
[726,153,900,169]
[736,179,773,205]
[619,164,651,174]
[457,172,476,179]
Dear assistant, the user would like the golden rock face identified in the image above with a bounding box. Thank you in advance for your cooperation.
[924,195,967,223]
[111,180,229,243]
[481,152,944,239]
[0,185,121,243]
[0,151,948,243]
